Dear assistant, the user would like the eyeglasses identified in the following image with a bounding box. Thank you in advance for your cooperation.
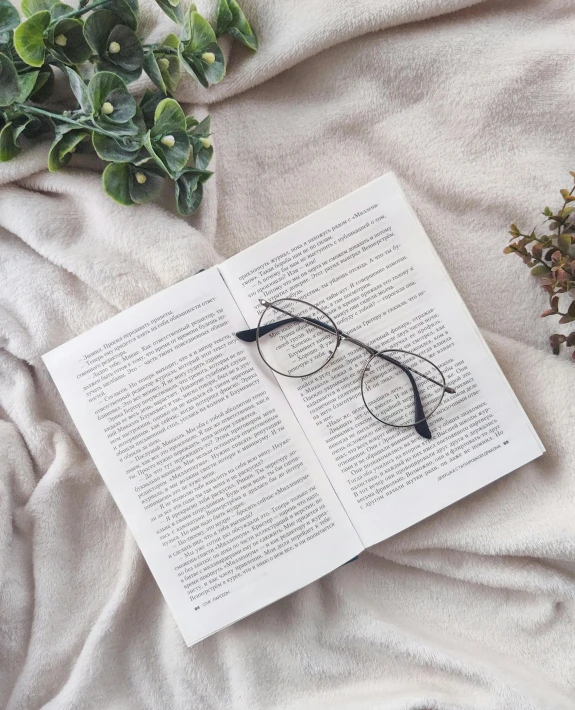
[235,297,455,439]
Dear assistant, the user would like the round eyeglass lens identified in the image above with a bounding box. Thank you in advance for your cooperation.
[361,349,446,427]
[257,298,339,377]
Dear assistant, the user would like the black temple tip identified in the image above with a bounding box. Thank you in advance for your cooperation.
[235,328,258,343]
[415,419,432,440]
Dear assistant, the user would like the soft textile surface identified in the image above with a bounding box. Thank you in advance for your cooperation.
[1,0,574,707]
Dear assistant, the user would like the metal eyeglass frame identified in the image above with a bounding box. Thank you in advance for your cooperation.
[235,297,455,440]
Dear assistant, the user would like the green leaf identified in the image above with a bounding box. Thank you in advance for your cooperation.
[102,161,164,206]
[0,121,19,160]
[0,0,19,34]
[160,53,180,93]
[21,0,55,18]
[174,168,211,215]
[558,232,572,253]
[107,0,137,31]
[179,10,225,86]
[162,32,179,50]
[102,161,134,205]
[46,18,91,64]
[200,42,224,84]
[92,131,141,161]
[15,68,38,102]
[143,44,180,94]
[62,65,90,111]
[49,2,74,19]
[153,96,186,133]
[185,115,199,131]
[92,107,144,161]
[179,41,225,87]
[103,87,136,122]
[48,129,87,171]
[143,50,166,93]
[179,50,205,87]
[181,9,215,50]
[530,264,551,277]
[13,10,49,67]
[29,64,53,100]
[12,116,32,140]
[89,69,123,110]
[176,177,203,215]
[186,116,211,138]
[215,0,232,31]
[105,24,143,72]
[85,10,142,83]
[88,70,128,113]
[187,114,212,169]
[153,0,183,24]
[144,97,189,178]
[139,87,165,128]
[128,163,163,204]
[215,0,257,51]
[191,137,212,169]
[0,51,19,106]
[84,9,116,55]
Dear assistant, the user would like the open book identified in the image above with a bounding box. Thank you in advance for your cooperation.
[43,173,544,646]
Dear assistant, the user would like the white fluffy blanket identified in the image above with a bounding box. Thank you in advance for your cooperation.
[1,0,574,707]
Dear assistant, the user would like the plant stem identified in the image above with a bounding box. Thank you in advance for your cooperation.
[14,104,118,138]
[15,104,85,128]
[56,0,111,21]
[509,243,548,266]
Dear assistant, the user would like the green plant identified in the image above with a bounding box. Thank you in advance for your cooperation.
[0,0,257,215]
[505,172,575,359]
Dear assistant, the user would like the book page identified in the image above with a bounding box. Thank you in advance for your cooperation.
[220,174,544,547]
[43,268,362,646]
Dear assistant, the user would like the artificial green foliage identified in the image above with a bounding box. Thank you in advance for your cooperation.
[144,97,189,177]
[186,115,212,170]
[0,0,20,35]
[103,160,163,205]
[84,10,143,82]
[0,51,19,104]
[153,0,182,25]
[45,17,91,64]
[0,0,257,215]
[215,0,257,51]
[14,11,50,66]
[175,167,211,215]
[505,171,575,360]
[21,0,59,18]
[179,9,225,88]
[143,32,179,94]
[48,127,87,170]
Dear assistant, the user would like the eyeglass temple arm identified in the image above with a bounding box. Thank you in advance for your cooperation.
[235,317,331,342]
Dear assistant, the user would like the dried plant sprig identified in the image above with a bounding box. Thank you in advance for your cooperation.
[505,172,575,360]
